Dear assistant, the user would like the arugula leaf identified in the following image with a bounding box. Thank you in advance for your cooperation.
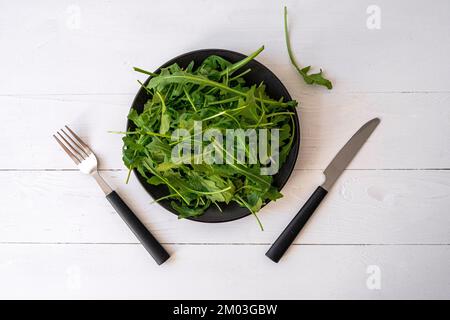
[172,200,211,219]
[284,6,333,89]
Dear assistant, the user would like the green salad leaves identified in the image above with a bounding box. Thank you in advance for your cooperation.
[122,47,297,229]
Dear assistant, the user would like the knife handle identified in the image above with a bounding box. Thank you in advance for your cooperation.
[106,191,170,265]
[266,186,328,263]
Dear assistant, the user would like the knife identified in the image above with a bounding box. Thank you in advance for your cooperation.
[266,117,381,263]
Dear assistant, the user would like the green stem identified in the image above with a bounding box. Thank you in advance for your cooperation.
[220,46,264,76]
[150,193,177,204]
[108,130,137,135]
[183,87,197,112]
[125,167,132,184]
[156,91,166,113]
[151,74,289,106]
[265,111,295,118]
[145,131,172,138]
[190,186,232,196]
[236,195,264,231]
[208,96,240,106]
[284,7,303,76]
[229,68,252,81]
[213,201,223,212]
[133,67,158,77]
[201,105,247,122]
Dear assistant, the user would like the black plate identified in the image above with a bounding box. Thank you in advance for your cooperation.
[128,49,300,223]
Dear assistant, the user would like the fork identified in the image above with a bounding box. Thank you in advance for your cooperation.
[53,125,170,265]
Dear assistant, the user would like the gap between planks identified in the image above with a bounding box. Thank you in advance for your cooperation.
[1,90,450,97]
[0,242,448,246]
[0,168,449,172]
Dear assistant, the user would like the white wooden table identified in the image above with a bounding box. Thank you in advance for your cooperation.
[0,0,449,299]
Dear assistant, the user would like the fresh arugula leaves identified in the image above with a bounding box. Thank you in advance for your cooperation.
[122,47,297,229]
[284,6,333,89]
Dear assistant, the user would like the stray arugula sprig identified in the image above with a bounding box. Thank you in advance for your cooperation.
[284,6,333,89]
[121,47,297,229]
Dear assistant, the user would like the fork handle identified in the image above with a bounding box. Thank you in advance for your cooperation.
[106,191,170,265]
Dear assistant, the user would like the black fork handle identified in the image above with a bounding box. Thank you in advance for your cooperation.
[266,186,328,263]
[106,191,170,265]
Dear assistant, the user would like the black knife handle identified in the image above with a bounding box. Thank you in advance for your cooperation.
[106,191,170,265]
[266,186,328,263]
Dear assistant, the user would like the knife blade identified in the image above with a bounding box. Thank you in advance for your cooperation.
[322,117,380,191]
[266,117,380,263]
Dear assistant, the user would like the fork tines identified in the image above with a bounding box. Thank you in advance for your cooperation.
[53,126,92,165]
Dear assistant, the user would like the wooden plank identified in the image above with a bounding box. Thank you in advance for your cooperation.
[0,170,448,244]
[0,243,448,299]
[0,92,448,170]
[0,0,449,95]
